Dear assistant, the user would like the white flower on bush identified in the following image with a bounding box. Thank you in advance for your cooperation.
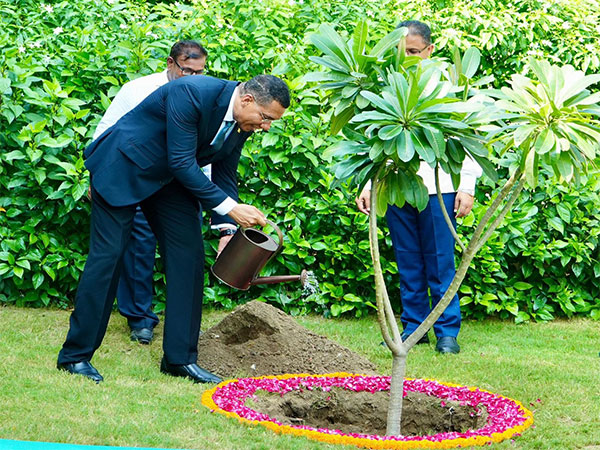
[366,10,374,17]
[286,44,293,50]
[42,56,52,65]
[561,21,571,30]
[18,46,26,53]
[107,0,115,4]
[541,40,552,47]
[30,41,42,48]
[53,27,63,35]
[145,31,158,38]
[119,23,127,30]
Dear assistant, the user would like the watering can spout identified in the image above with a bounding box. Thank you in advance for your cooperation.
[249,270,308,286]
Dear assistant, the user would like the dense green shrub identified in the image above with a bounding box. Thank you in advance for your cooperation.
[1,0,599,320]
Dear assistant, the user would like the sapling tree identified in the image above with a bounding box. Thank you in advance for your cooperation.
[306,21,600,435]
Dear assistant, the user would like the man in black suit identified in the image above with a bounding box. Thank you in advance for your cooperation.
[57,74,290,383]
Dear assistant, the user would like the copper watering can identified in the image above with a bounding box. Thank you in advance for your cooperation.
[211,220,308,290]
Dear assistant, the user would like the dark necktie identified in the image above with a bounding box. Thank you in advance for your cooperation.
[211,121,235,151]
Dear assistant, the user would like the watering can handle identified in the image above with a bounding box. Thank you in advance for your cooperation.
[264,219,284,252]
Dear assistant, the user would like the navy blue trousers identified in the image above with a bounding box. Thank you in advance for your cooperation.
[385,193,461,338]
[116,207,159,331]
[58,181,204,365]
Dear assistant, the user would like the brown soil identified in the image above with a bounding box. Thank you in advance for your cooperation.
[198,300,377,378]
[248,387,488,436]
[199,301,487,436]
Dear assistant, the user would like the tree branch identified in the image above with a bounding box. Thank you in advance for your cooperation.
[435,165,466,252]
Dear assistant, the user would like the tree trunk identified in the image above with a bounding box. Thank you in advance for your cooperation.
[386,353,408,436]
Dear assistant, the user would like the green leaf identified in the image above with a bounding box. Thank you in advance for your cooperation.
[359,91,398,116]
[513,281,533,290]
[32,273,45,290]
[556,151,574,181]
[534,129,556,154]
[369,28,405,59]
[310,24,353,68]
[556,203,571,223]
[378,125,404,140]
[331,106,356,135]
[423,126,445,158]
[101,75,120,86]
[547,216,564,234]
[352,20,368,61]
[4,150,26,161]
[396,130,415,162]
[462,47,481,79]
[524,148,539,187]
[350,110,397,123]
[411,130,435,165]
[513,124,538,147]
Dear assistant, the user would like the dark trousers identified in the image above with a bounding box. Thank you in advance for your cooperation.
[58,181,204,365]
[116,207,159,331]
[385,193,461,338]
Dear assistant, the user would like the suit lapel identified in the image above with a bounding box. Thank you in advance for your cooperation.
[204,81,238,145]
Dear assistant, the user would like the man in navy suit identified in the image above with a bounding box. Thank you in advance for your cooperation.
[57,74,290,383]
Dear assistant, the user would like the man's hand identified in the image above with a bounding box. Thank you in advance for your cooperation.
[355,186,371,215]
[454,192,474,218]
[216,235,233,257]
[228,204,267,228]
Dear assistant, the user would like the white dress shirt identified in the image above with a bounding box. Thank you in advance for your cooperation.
[365,156,482,196]
[93,72,169,140]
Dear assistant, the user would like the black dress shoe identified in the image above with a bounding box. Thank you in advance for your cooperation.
[160,357,222,384]
[57,361,103,383]
[130,327,153,344]
[436,336,460,354]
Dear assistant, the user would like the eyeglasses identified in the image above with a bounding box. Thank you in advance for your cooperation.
[406,46,429,56]
[258,109,274,124]
[173,59,204,76]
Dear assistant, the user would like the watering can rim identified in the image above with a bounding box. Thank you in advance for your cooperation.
[239,219,283,252]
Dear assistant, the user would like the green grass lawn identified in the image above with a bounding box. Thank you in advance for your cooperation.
[0,305,599,449]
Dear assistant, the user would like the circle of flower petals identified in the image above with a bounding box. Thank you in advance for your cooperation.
[201,373,533,449]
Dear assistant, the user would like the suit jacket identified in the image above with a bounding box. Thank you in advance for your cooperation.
[84,76,251,226]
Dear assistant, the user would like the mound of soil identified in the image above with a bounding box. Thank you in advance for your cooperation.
[247,387,488,436]
[198,300,377,378]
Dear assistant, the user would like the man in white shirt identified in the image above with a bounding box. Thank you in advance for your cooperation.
[93,41,231,346]
[355,21,482,354]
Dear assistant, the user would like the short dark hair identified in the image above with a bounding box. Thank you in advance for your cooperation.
[241,75,290,108]
[396,20,432,46]
[169,40,208,61]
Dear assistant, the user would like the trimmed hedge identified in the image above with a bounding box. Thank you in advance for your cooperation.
[1,0,599,320]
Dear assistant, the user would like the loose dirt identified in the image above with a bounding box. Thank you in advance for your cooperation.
[198,300,377,378]
[248,388,488,436]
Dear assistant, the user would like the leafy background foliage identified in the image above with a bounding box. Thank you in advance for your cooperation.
[1,0,599,321]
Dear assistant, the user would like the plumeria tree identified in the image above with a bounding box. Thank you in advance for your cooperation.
[306,21,600,435]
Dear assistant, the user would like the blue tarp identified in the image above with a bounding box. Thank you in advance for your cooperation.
[0,441,186,450]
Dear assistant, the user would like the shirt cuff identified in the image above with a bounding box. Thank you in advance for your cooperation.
[458,173,477,195]
[213,197,237,216]
[211,223,237,230]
